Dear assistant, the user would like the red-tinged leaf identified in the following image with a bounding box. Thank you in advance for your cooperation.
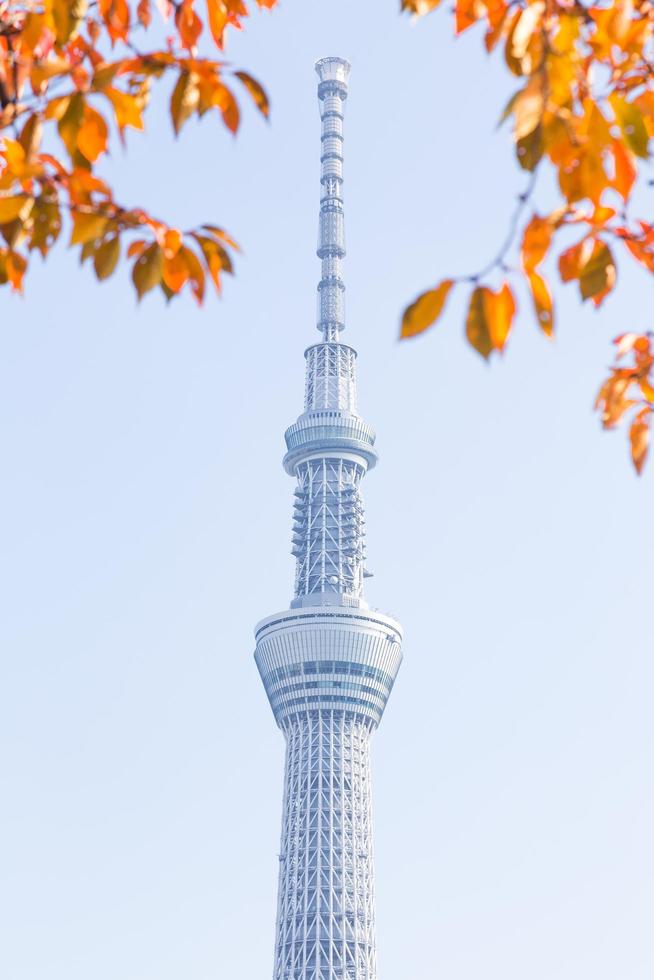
[180,244,206,303]
[77,106,109,163]
[630,415,650,474]
[401,279,454,339]
[235,71,269,119]
[558,239,592,283]
[213,83,240,134]
[455,0,482,35]
[6,251,27,292]
[579,241,616,306]
[93,236,120,280]
[132,242,163,299]
[521,214,552,272]
[526,270,553,336]
[612,139,637,201]
[137,0,152,26]
[127,238,148,258]
[176,0,203,50]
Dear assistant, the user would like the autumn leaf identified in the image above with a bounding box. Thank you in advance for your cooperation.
[71,211,109,245]
[526,270,553,336]
[465,283,516,358]
[612,140,637,201]
[521,214,552,272]
[77,106,109,163]
[400,279,454,339]
[630,413,650,474]
[171,72,200,134]
[132,242,164,299]
[0,196,32,223]
[578,241,616,306]
[235,72,270,119]
[609,94,649,160]
[93,236,120,279]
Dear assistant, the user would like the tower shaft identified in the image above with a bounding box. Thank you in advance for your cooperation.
[255,58,403,980]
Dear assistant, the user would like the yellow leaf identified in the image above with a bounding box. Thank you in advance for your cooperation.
[506,0,545,76]
[401,280,454,339]
[513,72,545,141]
[105,88,144,132]
[132,243,163,299]
[93,236,120,280]
[610,94,649,159]
[71,211,109,245]
[516,123,543,171]
[526,270,553,336]
[466,287,492,358]
[0,196,32,223]
[579,241,616,306]
[170,72,200,135]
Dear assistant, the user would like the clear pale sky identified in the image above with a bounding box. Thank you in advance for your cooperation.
[1,3,653,979]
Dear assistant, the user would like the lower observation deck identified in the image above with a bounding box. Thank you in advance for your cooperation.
[255,605,403,728]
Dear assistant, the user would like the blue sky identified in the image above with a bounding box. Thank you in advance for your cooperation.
[1,2,653,979]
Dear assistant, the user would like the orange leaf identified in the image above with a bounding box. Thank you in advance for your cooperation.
[6,251,27,292]
[137,0,152,26]
[206,0,228,46]
[630,415,650,474]
[176,0,203,50]
[235,71,269,119]
[465,282,516,359]
[521,214,552,272]
[0,196,32,223]
[526,270,553,336]
[401,279,454,339]
[612,139,637,201]
[77,105,109,162]
[455,0,483,34]
[71,211,109,245]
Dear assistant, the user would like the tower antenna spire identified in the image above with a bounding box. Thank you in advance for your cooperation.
[315,57,350,342]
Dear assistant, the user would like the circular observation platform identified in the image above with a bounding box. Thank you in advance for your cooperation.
[283,411,378,475]
[254,605,403,729]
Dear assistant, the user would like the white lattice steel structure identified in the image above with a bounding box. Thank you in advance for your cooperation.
[255,58,403,980]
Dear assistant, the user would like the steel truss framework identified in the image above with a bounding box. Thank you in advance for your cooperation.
[255,57,403,980]
[275,711,376,980]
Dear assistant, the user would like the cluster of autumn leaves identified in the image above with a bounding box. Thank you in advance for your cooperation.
[0,0,274,298]
[1,0,653,472]
[400,0,654,472]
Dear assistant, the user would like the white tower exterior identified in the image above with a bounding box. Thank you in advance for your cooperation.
[255,58,403,980]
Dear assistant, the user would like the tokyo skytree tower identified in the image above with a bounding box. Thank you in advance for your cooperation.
[254,57,403,980]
